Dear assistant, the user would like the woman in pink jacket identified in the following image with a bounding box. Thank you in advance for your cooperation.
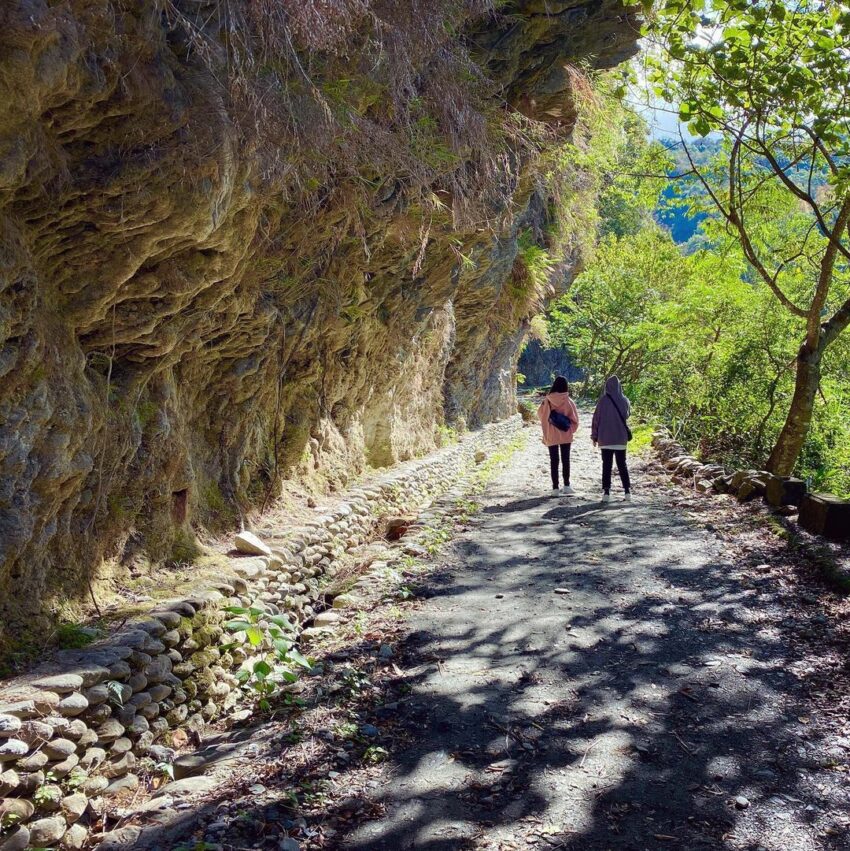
[537,376,580,496]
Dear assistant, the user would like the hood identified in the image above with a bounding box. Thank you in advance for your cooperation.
[605,375,622,396]
[547,391,572,404]
[602,375,627,403]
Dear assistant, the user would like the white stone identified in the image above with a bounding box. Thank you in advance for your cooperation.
[61,793,88,823]
[0,716,21,737]
[102,773,139,797]
[84,684,110,705]
[67,665,111,687]
[0,798,34,820]
[83,775,109,795]
[81,747,107,769]
[231,557,268,579]
[154,775,217,798]
[0,691,60,717]
[60,823,88,850]
[57,693,89,716]
[0,826,29,851]
[0,768,19,793]
[95,718,125,742]
[32,674,83,693]
[0,739,28,761]
[49,753,79,778]
[44,738,77,760]
[28,815,67,846]
[234,531,272,556]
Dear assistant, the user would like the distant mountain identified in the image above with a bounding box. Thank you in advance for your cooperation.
[652,135,829,246]
[654,136,721,244]
[656,185,707,243]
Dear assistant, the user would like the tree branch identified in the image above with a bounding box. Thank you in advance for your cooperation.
[822,289,850,348]
[809,196,850,347]
[753,129,850,264]
[799,126,839,176]
[710,130,809,318]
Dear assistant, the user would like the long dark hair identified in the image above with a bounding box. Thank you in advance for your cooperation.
[550,375,569,394]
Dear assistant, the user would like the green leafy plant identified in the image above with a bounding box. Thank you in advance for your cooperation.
[63,766,88,791]
[105,680,126,707]
[435,424,458,447]
[396,585,415,601]
[528,314,550,346]
[222,606,313,711]
[33,783,56,808]
[363,745,389,764]
[352,610,368,636]
[154,761,175,781]
[454,498,481,523]
[0,812,21,829]
[339,667,370,699]
[510,230,556,313]
[335,720,359,739]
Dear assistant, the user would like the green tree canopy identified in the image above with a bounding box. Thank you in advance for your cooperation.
[646,0,850,474]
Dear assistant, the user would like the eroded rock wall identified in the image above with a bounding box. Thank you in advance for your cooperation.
[518,340,583,389]
[0,0,638,640]
[0,416,522,851]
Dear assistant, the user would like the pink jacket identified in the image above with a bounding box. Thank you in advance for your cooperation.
[537,392,580,446]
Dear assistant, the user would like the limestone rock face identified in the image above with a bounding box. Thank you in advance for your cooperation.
[518,340,582,388]
[470,0,640,120]
[0,0,638,637]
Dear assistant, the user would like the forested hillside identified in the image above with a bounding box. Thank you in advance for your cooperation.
[526,0,850,497]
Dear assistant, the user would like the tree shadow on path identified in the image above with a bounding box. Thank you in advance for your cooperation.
[119,448,850,851]
[338,473,849,850]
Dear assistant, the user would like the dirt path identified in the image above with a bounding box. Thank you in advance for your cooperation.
[116,415,850,851]
[338,419,850,850]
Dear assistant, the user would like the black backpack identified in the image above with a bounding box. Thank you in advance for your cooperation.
[548,401,572,432]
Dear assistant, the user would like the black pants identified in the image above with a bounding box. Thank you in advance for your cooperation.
[548,443,571,488]
[601,448,630,493]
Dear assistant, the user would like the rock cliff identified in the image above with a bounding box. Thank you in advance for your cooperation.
[518,340,583,388]
[0,0,638,644]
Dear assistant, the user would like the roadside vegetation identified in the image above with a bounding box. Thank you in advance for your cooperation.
[532,0,850,497]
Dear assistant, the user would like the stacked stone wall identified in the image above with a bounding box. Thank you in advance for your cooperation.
[0,416,522,851]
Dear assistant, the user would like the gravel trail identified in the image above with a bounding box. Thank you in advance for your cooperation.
[341,416,850,850]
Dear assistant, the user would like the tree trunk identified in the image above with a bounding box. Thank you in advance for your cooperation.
[766,342,822,476]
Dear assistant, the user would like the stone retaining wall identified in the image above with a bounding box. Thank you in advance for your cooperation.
[0,415,522,851]
[651,431,850,542]
[651,432,763,499]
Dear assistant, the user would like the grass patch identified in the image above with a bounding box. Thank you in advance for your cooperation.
[0,619,106,677]
[470,431,529,493]
[55,621,103,649]
[435,424,458,447]
[630,422,655,456]
[0,632,41,678]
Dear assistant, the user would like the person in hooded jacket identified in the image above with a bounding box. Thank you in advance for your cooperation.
[537,376,580,496]
[591,375,632,502]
